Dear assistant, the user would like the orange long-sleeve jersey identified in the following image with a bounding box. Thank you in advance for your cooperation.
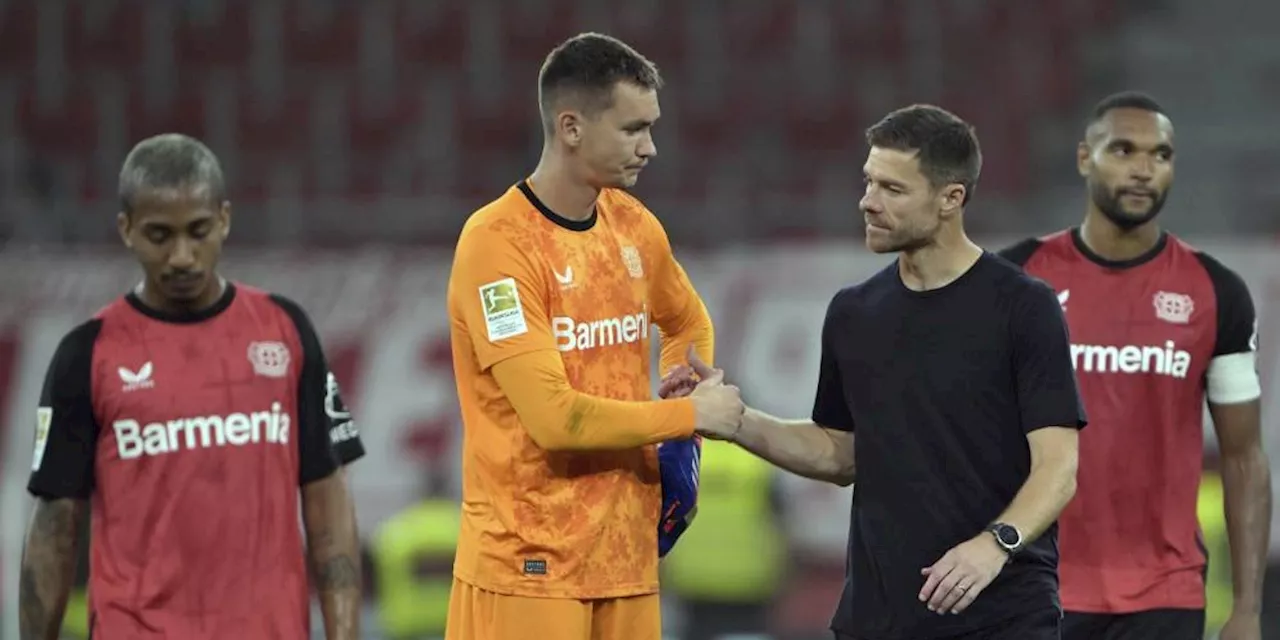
[447,181,714,599]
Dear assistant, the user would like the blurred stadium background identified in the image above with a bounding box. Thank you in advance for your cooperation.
[0,0,1278,638]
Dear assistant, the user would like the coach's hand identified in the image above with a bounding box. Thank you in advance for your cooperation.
[919,533,1008,615]
[687,349,744,439]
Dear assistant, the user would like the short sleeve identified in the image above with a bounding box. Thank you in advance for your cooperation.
[811,294,856,432]
[1011,282,1088,433]
[449,223,557,371]
[270,295,352,484]
[28,319,103,500]
[1196,252,1257,356]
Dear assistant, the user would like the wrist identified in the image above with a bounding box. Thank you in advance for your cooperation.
[1230,600,1262,616]
[986,522,1024,560]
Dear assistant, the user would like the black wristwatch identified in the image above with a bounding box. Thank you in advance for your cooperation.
[987,522,1024,560]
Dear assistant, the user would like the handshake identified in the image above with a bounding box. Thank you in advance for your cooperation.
[659,347,746,441]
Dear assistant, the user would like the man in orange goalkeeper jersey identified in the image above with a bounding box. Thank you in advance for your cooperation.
[445,32,745,640]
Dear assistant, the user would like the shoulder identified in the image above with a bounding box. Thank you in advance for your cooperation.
[994,229,1073,268]
[975,254,1060,319]
[826,262,898,315]
[600,188,667,238]
[458,187,539,244]
[1184,241,1252,299]
[994,238,1044,267]
[454,188,543,266]
[50,317,106,364]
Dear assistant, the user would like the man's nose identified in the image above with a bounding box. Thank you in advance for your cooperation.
[169,237,196,269]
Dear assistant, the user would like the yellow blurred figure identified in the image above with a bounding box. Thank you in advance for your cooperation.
[1196,472,1230,635]
[373,498,461,638]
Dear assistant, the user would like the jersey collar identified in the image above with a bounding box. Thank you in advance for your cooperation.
[518,181,598,232]
[125,281,237,324]
[1070,226,1168,270]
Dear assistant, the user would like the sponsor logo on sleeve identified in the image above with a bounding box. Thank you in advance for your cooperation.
[478,278,528,342]
[325,371,359,444]
[32,407,51,471]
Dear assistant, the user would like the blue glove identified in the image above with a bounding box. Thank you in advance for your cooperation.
[657,435,702,557]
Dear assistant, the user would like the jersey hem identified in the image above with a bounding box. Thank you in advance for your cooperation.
[452,570,659,600]
[1060,596,1208,615]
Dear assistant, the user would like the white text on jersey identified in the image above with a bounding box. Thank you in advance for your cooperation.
[114,402,291,459]
[553,310,649,352]
[1070,340,1192,379]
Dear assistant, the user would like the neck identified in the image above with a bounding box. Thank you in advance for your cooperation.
[897,225,983,292]
[1079,208,1162,262]
[528,149,599,222]
[137,276,226,314]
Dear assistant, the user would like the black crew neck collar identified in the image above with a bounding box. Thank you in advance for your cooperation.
[518,180,597,232]
[1071,226,1167,270]
[126,281,237,324]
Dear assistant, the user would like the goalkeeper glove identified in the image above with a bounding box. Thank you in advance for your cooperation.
[657,435,702,557]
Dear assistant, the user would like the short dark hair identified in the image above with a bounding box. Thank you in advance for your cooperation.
[865,104,983,205]
[537,32,662,131]
[119,133,226,214]
[1089,91,1166,125]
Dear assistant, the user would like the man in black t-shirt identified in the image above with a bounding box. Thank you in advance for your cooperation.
[663,105,1087,640]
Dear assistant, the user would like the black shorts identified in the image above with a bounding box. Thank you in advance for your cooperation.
[837,607,1061,640]
[1062,609,1204,640]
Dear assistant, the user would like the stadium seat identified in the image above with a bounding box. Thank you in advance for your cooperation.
[2,0,1115,241]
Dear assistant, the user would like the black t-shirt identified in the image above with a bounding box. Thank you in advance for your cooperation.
[813,253,1087,639]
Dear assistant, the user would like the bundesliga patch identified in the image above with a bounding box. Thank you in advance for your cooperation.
[479,278,528,342]
[32,407,51,471]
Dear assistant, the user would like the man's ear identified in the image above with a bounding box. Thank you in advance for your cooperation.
[116,211,132,249]
[219,201,232,240]
[557,110,585,148]
[939,184,967,217]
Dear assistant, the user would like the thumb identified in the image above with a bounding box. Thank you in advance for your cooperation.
[698,367,725,387]
[687,346,716,379]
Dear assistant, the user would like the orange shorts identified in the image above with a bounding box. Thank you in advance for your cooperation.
[444,577,662,640]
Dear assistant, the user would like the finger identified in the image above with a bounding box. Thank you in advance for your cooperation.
[927,569,966,611]
[933,575,970,613]
[666,382,696,399]
[917,561,953,603]
[658,375,692,398]
[687,346,716,379]
[696,368,725,387]
[949,582,986,614]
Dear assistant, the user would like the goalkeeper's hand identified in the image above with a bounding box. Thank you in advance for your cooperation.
[657,434,701,557]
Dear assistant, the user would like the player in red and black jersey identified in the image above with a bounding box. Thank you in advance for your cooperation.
[18,134,367,640]
[999,92,1271,640]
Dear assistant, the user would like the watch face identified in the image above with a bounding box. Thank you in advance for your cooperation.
[995,525,1020,547]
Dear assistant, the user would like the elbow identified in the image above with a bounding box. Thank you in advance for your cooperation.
[526,425,574,451]
[828,472,856,488]
[1058,456,1079,502]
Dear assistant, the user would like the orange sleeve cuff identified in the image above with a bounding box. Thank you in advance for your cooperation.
[491,350,697,450]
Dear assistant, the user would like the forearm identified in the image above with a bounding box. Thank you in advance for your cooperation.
[19,498,85,640]
[993,452,1077,543]
[303,471,362,640]
[493,351,696,450]
[1220,446,1272,612]
[733,407,855,485]
[658,299,714,375]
